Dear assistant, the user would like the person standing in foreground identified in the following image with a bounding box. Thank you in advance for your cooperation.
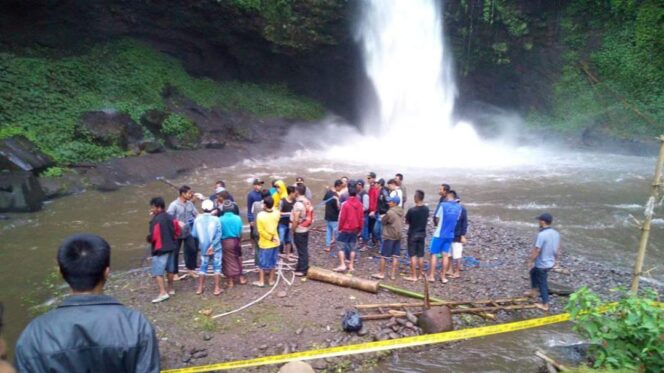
[220,201,247,288]
[432,183,451,227]
[404,190,429,281]
[334,180,364,272]
[323,179,343,252]
[147,197,181,303]
[15,234,159,372]
[0,304,16,373]
[167,185,199,279]
[255,196,281,287]
[247,179,265,237]
[428,191,462,284]
[387,179,404,208]
[525,213,560,311]
[192,200,223,296]
[295,176,313,200]
[372,196,404,280]
[367,172,381,248]
[450,190,468,279]
[278,186,296,261]
[291,184,313,276]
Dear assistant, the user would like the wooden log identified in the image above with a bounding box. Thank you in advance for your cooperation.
[535,350,568,371]
[306,266,379,293]
[361,304,539,321]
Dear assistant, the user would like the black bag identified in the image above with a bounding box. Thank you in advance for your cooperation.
[341,309,363,332]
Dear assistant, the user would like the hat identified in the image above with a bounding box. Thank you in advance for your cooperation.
[202,199,214,212]
[536,213,553,224]
[252,179,264,185]
[215,186,226,194]
[367,172,376,179]
[222,200,236,213]
[387,195,400,205]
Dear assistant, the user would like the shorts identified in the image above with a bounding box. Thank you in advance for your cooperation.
[430,237,453,255]
[337,231,358,258]
[381,239,401,258]
[200,250,222,275]
[278,223,292,244]
[151,252,176,276]
[452,242,463,260]
[258,247,279,270]
[407,235,425,258]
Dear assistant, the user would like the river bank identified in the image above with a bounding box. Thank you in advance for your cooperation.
[104,216,643,372]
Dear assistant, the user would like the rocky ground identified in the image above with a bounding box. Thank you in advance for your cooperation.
[105,216,641,372]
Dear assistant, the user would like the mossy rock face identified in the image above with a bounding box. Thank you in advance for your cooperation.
[0,136,54,172]
[140,109,169,135]
[77,111,139,149]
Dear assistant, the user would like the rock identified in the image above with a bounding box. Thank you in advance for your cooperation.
[200,130,227,149]
[279,361,315,373]
[191,349,208,359]
[202,333,212,341]
[0,171,45,212]
[0,136,54,172]
[418,306,453,334]
[139,140,164,154]
[38,174,84,199]
[295,327,303,335]
[77,111,139,149]
[181,352,192,364]
[405,311,418,324]
[310,359,327,370]
[259,344,268,351]
[357,327,368,336]
[140,109,169,135]
[277,290,288,298]
[388,332,400,339]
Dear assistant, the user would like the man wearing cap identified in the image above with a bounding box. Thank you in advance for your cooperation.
[372,195,404,280]
[525,213,560,311]
[334,180,364,272]
[367,172,381,248]
[192,200,223,296]
[247,179,265,244]
[294,176,313,200]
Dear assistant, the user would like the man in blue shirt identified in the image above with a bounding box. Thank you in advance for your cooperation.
[526,213,561,311]
[247,178,265,244]
[428,191,462,284]
[192,200,222,296]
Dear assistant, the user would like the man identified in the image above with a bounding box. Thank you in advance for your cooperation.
[374,178,390,242]
[192,200,223,296]
[294,176,313,200]
[15,234,159,372]
[334,181,364,272]
[356,179,370,249]
[291,185,312,276]
[525,213,561,311]
[0,304,16,373]
[323,179,343,252]
[387,179,404,208]
[432,183,451,227]
[405,190,429,281]
[255,196,281,287]
[215,190,240,216]
[247,178,265,249]
[367,172,381,248]
[450,191,468,279]
[395,173,407,207]
[278,186,296,261]
[147,196,180,303]
[372,196,404,280]
[208,180,235,202]
[221,201,246,288]
[428,190,462,284]
[339,176,349,204]
[167,185,198,279]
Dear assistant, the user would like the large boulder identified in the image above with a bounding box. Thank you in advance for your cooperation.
[0,171,45,212]
[140,109,169,136]
[77,111,144,150]
[0,136,54,172]
[279,361,315,373]
[418,306,453,334]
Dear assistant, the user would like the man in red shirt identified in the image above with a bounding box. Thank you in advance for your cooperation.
[333,180,364,272]
[367,172,381,249]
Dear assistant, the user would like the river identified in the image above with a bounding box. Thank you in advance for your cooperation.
[1,146,661,371]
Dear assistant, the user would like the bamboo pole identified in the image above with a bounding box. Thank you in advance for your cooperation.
[631,135,664,293]
[356,297,531,309]
[361,304,538,321]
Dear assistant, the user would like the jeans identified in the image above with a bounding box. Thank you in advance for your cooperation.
[373,216,383,244]
[278,223,291,252]
[530,267,551,304]
[293,231,309,273]
[177,236,198,272]
[361,213,370,242]
[325,220,338,247]
[368,215,378,243]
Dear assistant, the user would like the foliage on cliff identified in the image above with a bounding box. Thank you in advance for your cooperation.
[0,39,324,164]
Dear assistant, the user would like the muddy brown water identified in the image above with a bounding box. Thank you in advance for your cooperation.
[1,150,662,371]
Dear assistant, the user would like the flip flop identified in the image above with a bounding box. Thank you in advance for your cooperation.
[151,294,170,303]
[441,278,449,284]
[333,267,347,272]
[195,289,203,295]
[404,277,418,282]
[371,273,385,279]
[213,289,223,296]
[252,281,265,288]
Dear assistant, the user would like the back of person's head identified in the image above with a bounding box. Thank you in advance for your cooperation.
[260,189,271,198]
[150,196,165,209]
[334,179,343,188]
[179,185,191,196]
[395,173,404,181]
[347,180,358,196]
[415,190,424,202]
[377,178,385,187]
[295,184,306,196]
[263,195,275,209]
[216,180,225,187]
[286,185,296,195]
[57,234,111,292]
[387,178,397,186]
[447,190,457,200]
[218,190,231,201]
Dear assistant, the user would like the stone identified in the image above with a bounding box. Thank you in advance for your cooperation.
[295,327,303,335]
[277,290,288,298]
[0,136,54,172]
[77,111,138,149]
[202,333,212,341]
[418,306,453,334]
[0,171,45,212]
[356,327,368,336]
[140,109,169,135]
[388,332,400,339]
[279,361,315,373]
[191,349,208,359]
[405,311,418,324]
[200,130,226,149]
[259,344,268,351]
[139,140,164,154]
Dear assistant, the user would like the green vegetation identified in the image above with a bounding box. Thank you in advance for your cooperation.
[565,287,663,372]
[0,38,324,165]
[40,167,64,178]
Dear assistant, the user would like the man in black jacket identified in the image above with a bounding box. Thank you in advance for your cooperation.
[15,234,160,373]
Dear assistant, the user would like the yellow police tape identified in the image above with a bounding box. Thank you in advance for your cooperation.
[162,312,572,373]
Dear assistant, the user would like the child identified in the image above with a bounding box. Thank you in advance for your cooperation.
[372,196,404,280]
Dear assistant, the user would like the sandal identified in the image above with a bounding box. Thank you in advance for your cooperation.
[252,281,265,288]
[151,294,170,303]
[213,289,223,296]
[371,273,385,280]
[440,278,449,284]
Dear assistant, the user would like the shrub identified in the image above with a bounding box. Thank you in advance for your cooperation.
[565,287,663,372]
[41,167,64,178]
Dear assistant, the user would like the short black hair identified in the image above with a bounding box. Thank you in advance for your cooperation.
[217,190,231,200]
[448,190,458,199]
[263,195,275,209]
[57,234,111,292]
[347,181,358,196]
[377,178,385,186]
[295,184,306,196]
[387,178,397,185]
[150,196,165,209]
[415,190,424,202]
[215,180,225,187]
[334,179,343,187]
[287,185,296,195]
[260,189,271,198]
[395,173,404,180]
[441,184,451,193]
[179,185,191,195]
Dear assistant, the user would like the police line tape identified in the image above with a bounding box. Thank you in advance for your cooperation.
[162,301,664,373]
